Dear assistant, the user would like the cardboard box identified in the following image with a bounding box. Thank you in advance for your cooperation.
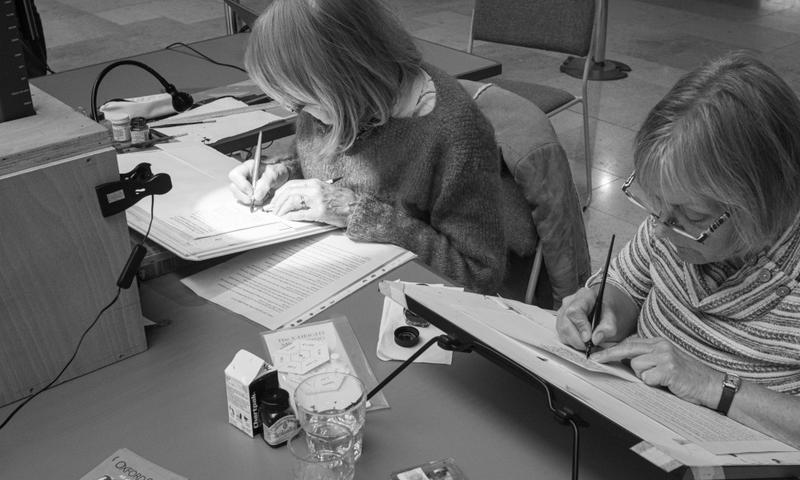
[224,349,276,437]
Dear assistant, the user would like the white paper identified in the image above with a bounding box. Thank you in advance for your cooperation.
[181,232,416,330]
[380,282,797,458]
[376,296,453,365]
[152,97,283,145]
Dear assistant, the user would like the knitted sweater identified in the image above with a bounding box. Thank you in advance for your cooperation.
[595,217,800,394]
[284,65,535,293]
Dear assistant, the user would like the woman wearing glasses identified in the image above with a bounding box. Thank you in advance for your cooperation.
[227,0,536,294]
[557,52,800,447]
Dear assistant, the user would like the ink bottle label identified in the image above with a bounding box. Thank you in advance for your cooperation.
[106,112,131,142]
[130,116,149,145]
[263,414,300,447]
[259,387,300,447]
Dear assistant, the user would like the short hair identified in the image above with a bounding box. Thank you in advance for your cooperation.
[245,0,423,158]
[634,51,800,254]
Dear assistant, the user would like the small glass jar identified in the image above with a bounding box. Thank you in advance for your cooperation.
[105,112,131,142]
[404,308,429,328]
[130,116,150,145]
[259,387,300,448]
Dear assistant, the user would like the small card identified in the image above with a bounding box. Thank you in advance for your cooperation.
[79,448,187,480]
[391,458,469,480]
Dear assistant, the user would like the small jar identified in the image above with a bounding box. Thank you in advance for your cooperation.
[130,116,150,145]
[105,112,131,142]
[404,308,429,328]
[259,387,300,448]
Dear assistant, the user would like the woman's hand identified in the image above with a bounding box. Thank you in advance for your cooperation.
[591,336,723,407]
[269,178,357,228]
[228,159,290,207]
[557,285,634,351]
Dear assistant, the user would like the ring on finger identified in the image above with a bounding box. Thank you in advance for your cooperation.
[299,194,308,210]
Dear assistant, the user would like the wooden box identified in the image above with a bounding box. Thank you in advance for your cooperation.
[0,86,146,406]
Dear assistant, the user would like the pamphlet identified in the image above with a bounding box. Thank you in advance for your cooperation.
[261,316,389,411]
[79,448,187,480]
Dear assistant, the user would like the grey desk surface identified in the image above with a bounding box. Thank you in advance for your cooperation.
[0,261,664,480]
[30,33,502,116]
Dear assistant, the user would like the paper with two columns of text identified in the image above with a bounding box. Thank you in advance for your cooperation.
[182,232,416,330]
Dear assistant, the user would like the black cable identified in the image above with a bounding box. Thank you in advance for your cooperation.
[164,42,247,73]
[0,287,121,431]
[0,196,157,432]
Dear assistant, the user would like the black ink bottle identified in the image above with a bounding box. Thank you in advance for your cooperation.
[259,387,299,448]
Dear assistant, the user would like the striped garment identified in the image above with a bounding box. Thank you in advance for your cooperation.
[593,216,800,395]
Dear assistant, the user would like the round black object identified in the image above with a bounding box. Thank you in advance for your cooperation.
[259,387,290,411]
[394,326,420,348]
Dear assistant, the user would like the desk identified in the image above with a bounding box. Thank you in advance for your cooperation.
[31,33,501,116]
[0,262,664,480]
[31,33,500,154]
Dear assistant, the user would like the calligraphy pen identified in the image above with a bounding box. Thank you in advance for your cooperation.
[585,234,616,358]
[250,130,263,213]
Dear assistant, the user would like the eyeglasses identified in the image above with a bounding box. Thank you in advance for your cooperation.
[621,171,730,243]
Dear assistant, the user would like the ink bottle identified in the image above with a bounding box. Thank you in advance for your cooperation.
[259,387,299,448]
[130,117,150,145]
[105,112,131,142]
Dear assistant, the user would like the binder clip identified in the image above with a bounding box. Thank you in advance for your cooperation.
[95,162,172,217]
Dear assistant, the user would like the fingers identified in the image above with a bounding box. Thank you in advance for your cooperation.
[228,160,256,196]
[228,160,288,206]
[556,287,596,350]
[590,305,619,346]
[590,335,659,363]
[269,179,327,216]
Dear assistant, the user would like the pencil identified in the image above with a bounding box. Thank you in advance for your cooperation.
[585,234,616,359]
[152,119,217,128]
[250,130,263,213]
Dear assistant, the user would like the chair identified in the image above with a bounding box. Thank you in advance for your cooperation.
[467,0,598,207]
[223,0,262,35]
[460,80,591,307]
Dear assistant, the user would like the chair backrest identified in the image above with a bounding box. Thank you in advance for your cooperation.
[460,79,591,305]
[471,0,596,56]
[224,0,262,31]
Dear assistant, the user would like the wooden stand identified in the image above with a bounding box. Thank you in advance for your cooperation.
[0,86,146,407]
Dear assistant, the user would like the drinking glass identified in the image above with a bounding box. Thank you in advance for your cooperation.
[288,429,355,480]
[294,372,366,461]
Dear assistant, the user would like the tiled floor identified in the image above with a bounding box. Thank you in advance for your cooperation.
[35,0,800,270]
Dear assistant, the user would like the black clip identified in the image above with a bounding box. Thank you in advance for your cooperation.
[95,162,172,217]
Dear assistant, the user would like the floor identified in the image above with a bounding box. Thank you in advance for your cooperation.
[34,0,800,270]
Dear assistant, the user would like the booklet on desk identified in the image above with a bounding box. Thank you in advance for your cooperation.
[117,141,336,261]
[380,281,800,474]
[80,448,187,480]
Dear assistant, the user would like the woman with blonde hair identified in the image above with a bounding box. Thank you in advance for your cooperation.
[229,0,535,293]
[557,52,800,447]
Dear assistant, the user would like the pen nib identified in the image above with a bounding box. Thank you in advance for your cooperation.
[249,200,255,213]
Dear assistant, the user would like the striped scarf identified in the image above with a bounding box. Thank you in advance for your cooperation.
[598,216,800,394]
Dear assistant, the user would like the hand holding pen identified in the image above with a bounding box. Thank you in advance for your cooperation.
[227,134,291,208]
[585,234,615,358]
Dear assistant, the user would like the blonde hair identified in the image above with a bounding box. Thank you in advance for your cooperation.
[634,52,800,254]
[245,0,423,158]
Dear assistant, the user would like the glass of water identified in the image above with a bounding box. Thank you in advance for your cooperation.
[288,428,355,480]
[294,372,366,461]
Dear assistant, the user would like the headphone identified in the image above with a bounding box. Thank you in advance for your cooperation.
[90,59,194,121]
